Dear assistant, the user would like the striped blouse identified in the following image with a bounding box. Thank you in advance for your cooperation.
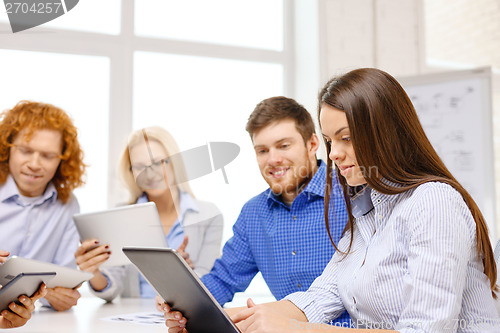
[286,182,500,332]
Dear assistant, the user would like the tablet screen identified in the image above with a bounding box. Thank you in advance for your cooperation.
[123,247,240,333]
[74,203,168,267]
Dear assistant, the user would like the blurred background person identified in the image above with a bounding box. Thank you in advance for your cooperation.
[75,126,223,301]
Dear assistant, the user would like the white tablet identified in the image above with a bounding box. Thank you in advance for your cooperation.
[123,247,241,333]
[73,202,168,267]
[0,257,91,289]
[0,272,55,312]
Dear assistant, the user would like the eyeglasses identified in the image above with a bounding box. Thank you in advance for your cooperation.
[12,145,62,163]
[130,158,170,173]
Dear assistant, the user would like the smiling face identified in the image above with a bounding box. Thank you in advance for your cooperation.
[129,140,175,198]
[320,104,367,187]
[9,129,62,197]
[252,119,319,203]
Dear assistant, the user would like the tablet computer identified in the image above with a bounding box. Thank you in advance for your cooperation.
[122,247,240,333]
[74,202,168,267]
[0,272,55,312]
[0,257,92,289]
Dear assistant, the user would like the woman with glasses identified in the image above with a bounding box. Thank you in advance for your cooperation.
[75,126,223,301]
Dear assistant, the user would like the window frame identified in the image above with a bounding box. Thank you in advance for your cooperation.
[0,0,295,208]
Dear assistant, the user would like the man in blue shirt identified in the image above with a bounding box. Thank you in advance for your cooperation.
[0,101,86,311]
[161,96,351,328]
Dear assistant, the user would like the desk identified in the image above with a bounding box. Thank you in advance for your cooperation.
[12,297,166,333]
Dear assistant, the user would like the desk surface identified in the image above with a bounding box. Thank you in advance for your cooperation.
[13,297,166,333]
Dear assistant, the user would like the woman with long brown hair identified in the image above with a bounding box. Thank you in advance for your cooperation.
[165,68,500,332]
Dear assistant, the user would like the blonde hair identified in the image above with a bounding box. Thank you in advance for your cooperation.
[117,126,194,203]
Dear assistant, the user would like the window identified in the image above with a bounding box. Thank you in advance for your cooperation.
[0,0,290,302]
[0,50,110,213]
[134,52,282,238]
[135,0,283,50]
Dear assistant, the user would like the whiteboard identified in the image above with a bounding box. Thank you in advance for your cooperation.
[398,67,496,236]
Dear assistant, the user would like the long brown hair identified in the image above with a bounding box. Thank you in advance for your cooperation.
[319,68,497,296]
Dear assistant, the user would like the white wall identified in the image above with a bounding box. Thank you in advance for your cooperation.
[318,0,425,80]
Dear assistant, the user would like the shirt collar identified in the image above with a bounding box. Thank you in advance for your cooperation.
[178,191,199,219]
[351,185,374,218]
[302,159,327,197]
[350,179,403,218]
[137,191,199,224]
[266,159,327,207]
[0,174,57,206]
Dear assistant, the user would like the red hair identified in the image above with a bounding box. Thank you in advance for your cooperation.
[0,101,86,203]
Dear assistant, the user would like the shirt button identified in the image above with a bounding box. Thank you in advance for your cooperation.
[293,216,297,220]
[297,283,302,288]
[292,251,297,255]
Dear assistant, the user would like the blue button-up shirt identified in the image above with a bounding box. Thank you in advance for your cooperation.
[201,160,351,324]
[0,174,80,268]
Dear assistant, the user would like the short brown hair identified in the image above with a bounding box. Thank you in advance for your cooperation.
[246,96,315,144]
[0,101,86,203]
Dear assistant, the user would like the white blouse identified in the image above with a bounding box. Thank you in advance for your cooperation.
[286,182,500,332]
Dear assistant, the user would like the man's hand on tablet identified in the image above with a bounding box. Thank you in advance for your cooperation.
[44,286,80,311]
[162,302,188,333]
[0,250,9,264]
[176,236,194,270]
[0,283,47,328]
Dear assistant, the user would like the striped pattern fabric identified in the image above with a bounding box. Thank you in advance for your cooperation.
[286,182,500,332]
[494,239,500,267]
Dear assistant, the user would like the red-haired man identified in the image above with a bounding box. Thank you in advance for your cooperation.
[0,101,86,311]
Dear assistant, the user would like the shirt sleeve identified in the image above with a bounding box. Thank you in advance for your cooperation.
[201,206,259,306]
[285,249,346,323]
[396,184,476,333]
[90,266,127,302]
